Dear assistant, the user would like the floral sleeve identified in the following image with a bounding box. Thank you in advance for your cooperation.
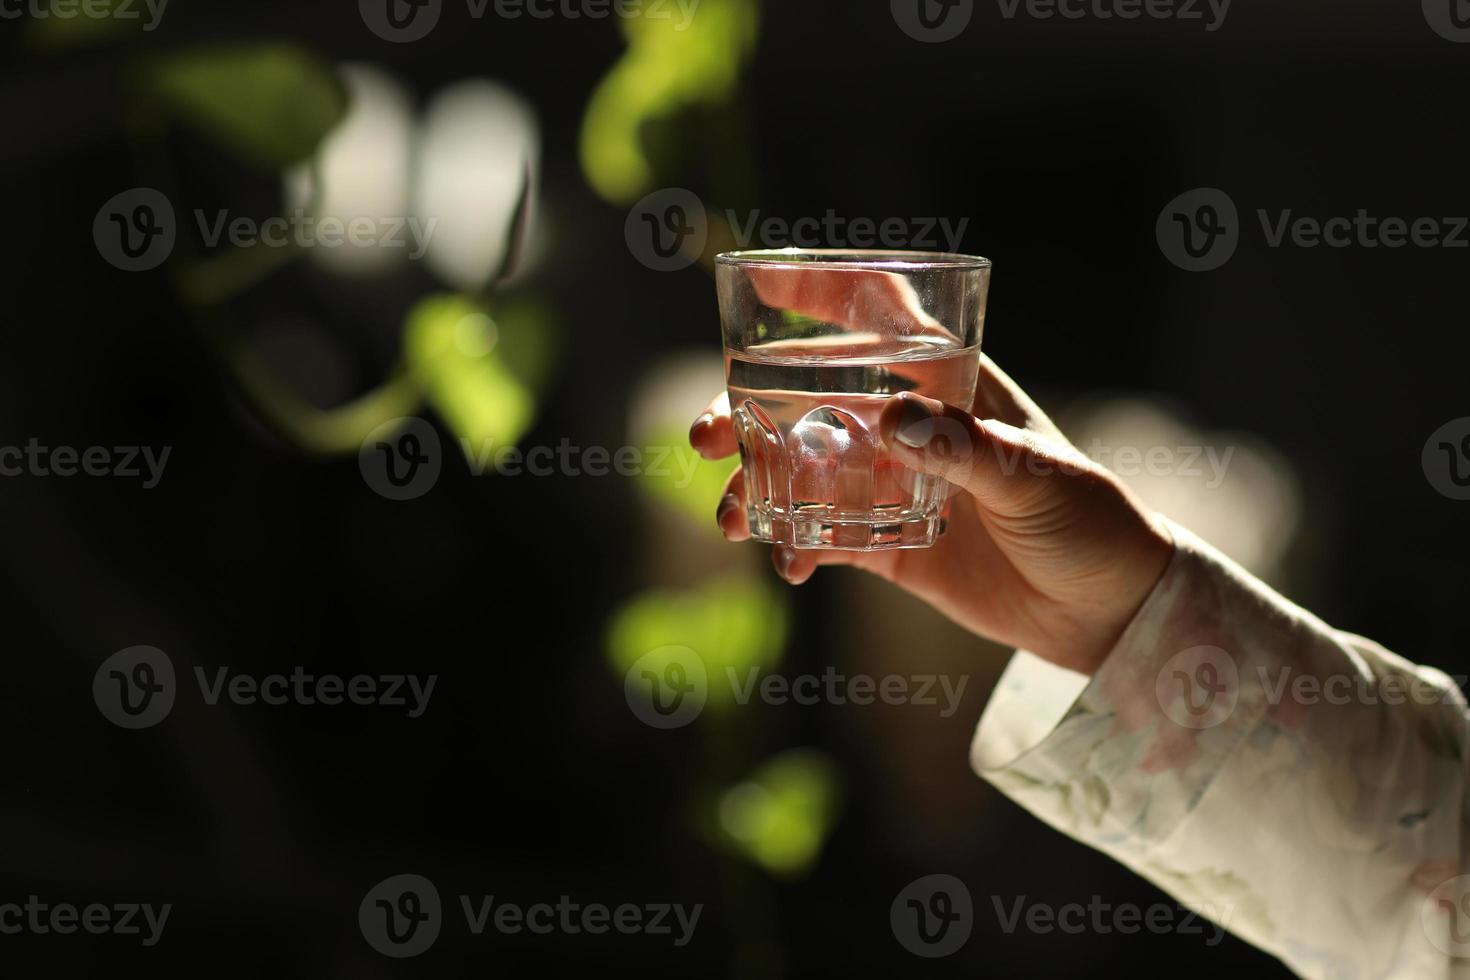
[971,519,1470,979]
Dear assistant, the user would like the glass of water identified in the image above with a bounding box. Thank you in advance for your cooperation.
[715,249,991,551]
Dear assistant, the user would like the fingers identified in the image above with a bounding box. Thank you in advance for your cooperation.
[771,544,858,586]
[772,544,812,585]
[689,391,738,460]
[716,468,749,541]
[711,488,884,587]
[879,391,1095,517]
[745,266,957,343]
[709,477,855,583]
[710,467,876,583]
[711,472,851,583]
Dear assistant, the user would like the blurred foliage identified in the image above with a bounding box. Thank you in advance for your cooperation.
[73,10,838,953]
[140,45,349,171]
[405,294,537,458]
[637,425,736,529]
[488,295,560,396]
[580,0,760,204]
[230,353,424,456]
[116,40,551,458]
[716,749,842,878]
[607,572,788,712]
[27,0,141,46]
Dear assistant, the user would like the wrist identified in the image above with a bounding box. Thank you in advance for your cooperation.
[1055,509,1177,677]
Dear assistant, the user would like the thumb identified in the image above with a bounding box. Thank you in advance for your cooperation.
[878,392,1095,516]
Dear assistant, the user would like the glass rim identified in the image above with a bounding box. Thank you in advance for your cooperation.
[715,248,990,271]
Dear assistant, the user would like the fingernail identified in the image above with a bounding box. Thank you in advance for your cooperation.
[716,493,740,534]
[688,412,714,446]
[773,545,797,582]
[893,394,933,449]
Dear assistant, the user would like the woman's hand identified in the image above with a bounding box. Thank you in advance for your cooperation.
[690,354,1175,676]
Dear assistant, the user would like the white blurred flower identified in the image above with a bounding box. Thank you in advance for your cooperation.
[1067,398,1301,577]
[413,80,540,291]
[284,64,414,276]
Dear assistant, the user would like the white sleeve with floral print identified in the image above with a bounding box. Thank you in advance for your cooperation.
[971,519,1470,979]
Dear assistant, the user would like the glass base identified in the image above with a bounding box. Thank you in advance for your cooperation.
[747,509,944,551]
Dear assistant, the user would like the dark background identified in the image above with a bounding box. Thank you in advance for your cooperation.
[3,0,1468,975]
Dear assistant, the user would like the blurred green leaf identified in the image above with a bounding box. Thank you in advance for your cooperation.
[487,296,560,395]
[224,353,422,457]
[606,572,788,711]
[716,749,842,878]
[637,424,736,529]
[405,294,536,457]
[580,0,759,203]
[142,44,349,170]
[27,0,148,46]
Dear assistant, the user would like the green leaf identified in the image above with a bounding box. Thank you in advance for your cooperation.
[636,423,736,530]
[487,296,560,395]
[716,750,842,878]
[404,294,536,456]
[580,0,759,203]
[27,0,150,47]
[142,44,349,170]
[606,572,788,712]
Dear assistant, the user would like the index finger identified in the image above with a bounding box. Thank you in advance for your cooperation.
[689,390,738,460]
[746,265,958,344]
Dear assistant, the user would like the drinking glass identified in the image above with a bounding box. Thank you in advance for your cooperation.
[715,249,990,551]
